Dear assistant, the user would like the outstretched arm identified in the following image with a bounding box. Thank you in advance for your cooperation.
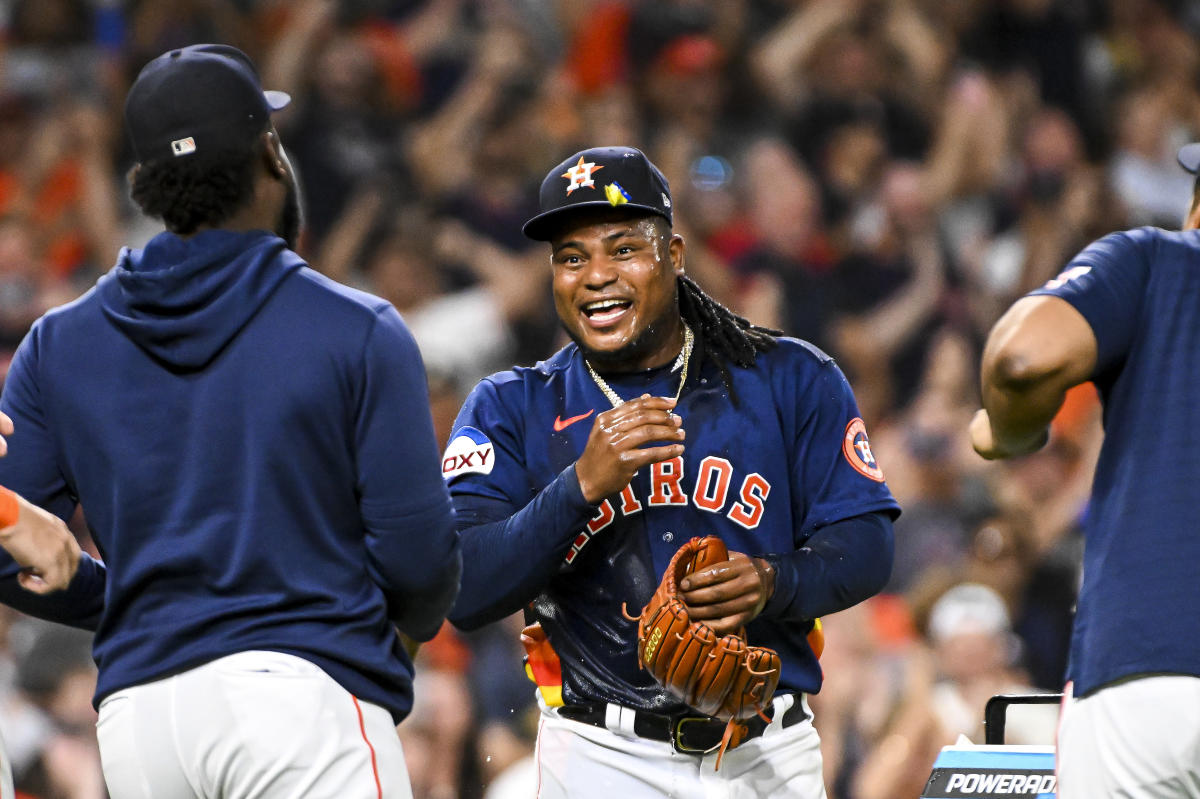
[0,331,105,629]
[971,295,1097,460]
[0,488,81,594]
[0,413,79,593]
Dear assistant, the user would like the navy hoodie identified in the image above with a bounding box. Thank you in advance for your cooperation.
[0,229,461,720]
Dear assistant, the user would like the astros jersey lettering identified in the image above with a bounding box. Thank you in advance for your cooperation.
[446,336,898,711]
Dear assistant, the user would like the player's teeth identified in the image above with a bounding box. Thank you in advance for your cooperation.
[585,300,628,314]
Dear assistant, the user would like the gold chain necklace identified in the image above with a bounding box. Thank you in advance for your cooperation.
[584,324,694,409]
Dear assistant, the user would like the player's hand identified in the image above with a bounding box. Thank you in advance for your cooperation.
[969,408,1047,460]
[679,551,775,636]
[0,495,81,594]
[574,395,685,503]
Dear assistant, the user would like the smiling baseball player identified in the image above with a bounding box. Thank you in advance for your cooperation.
[445,147,899,798]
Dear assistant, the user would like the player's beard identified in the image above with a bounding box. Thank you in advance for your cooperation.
[276,177,304,251]
[567,297,684,372]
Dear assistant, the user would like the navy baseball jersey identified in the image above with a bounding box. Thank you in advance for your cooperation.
[445,336,898,712]
[1031,226,1200,697]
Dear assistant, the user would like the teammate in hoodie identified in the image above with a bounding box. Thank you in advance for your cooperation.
[0,45,461,798]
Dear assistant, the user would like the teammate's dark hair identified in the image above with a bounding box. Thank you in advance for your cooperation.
[647,217,781,399]
[128,147,258,235]
[678,274,780,400]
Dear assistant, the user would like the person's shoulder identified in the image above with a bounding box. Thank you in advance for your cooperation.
[468,344,577,397]
[1134,226,1200,259]
[745,336,863,405]
[31,279,107,338]
[1080,225,1185,259]
[285,267,394,318]
[755,336,836,373]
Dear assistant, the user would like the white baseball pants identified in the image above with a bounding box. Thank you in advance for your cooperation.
[96,650,412,799]
[534,694,827,799]
[1058,675,1200,798]
[0,728,13,799]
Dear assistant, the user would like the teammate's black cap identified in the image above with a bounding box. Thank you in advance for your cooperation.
[125,44,290,163]
[1178,143,1200,174]
[522,146,673,240]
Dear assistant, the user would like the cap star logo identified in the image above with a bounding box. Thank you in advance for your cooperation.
[563,156,603,195]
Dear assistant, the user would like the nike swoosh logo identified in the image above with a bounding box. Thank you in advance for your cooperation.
[553,410,594,432]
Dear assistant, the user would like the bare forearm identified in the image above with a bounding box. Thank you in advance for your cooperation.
[974,295,1098,459]
[979,376,1063,455]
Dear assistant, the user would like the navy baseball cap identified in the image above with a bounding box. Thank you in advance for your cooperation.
[522,146,673,240]
[1178,143,1200,174]
[125,44,290,163]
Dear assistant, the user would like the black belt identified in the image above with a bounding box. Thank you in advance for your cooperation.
[557,696,809,755]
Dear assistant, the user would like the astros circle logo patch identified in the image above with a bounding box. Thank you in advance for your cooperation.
[842,418,884,482]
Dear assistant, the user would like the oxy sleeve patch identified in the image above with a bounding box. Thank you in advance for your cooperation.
[842,417,885,482]
[442,426,495,481]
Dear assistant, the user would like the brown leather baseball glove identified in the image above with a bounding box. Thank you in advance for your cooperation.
[632,536,781,724]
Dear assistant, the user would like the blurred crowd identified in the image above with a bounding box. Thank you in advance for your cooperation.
[0,0,1196,796]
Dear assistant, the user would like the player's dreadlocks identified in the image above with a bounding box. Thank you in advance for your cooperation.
[677,273,781,403]
[128,147,258,236]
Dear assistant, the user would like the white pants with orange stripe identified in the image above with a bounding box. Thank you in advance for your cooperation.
[96,651,411,799]
[0,728,14,799]
[1058,675,1200,798]
[534,694,827,799]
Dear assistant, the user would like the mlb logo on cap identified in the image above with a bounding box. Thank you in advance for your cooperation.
[171,137,197,157]
[125,44,290,164]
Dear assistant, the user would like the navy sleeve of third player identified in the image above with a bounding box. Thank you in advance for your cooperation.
[355,307,461,641]
[1029,228,1152,376]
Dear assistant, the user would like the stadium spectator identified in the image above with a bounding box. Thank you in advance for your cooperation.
[1,1,1197,794]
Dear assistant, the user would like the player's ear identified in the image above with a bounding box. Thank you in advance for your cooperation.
[259,129,288,181]
[668,233,686,276]
[1186,197,1200,232]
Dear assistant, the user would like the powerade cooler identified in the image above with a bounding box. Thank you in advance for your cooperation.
[921,694,1060,799]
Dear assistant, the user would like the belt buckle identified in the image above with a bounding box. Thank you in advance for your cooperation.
[672,716,722,755]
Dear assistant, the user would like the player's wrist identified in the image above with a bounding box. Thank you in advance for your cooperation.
[991,426,1050,459]
[752,557,776,601]
[0,487,19,530]
[570,463,604,505]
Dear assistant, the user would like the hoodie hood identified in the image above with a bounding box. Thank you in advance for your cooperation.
[100,229,304,370]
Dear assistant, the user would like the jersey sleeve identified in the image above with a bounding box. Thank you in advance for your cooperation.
[442,373,602,629]
[787,351,900,538]
[442,377,530,518]
[0,322,77,520]
[354,306,461,641]
[1029,228,1153,375]
[0,321,102,629]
